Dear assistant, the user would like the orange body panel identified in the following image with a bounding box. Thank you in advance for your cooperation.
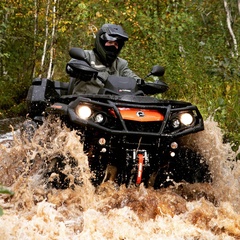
[118,108,164,122]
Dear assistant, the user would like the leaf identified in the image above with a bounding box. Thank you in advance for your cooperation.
[226,85,230,92]
[0,208,3,216]
[218,97,225,106]
[0,186,14,196]
[96,11,102,17]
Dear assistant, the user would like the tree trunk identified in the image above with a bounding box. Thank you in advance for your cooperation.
[223,0,239,57]
[238,0,240,15]
[40,0,50,78]
[0,6,9,77]
[47,0,57,79]
[31,0,39,79]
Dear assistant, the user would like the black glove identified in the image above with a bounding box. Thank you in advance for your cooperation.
[136,78,145,86]
[66,59,98,81]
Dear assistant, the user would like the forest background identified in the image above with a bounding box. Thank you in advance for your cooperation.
[0,0,239,150]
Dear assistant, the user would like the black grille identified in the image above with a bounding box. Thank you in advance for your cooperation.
[124,121,162,133]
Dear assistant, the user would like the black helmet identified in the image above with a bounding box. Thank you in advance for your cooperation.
[94,24,128,66]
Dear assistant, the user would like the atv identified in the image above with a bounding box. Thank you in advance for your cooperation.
[25,47,211,188]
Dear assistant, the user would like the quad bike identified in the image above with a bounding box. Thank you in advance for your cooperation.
[25,48,211,189]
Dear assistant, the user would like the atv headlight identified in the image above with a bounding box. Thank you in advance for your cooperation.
[180,113,194,125]
[172,118,181,128]
[76,105,92,119]
[94,113,105,123]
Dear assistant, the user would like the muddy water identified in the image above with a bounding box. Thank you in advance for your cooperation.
[0,117,24,144]
[0,118,239,239]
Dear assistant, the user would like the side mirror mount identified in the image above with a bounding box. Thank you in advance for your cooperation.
[144,65,165,80]
[150,65,165,77]
[140,65,168,94]
[69,48,90,64]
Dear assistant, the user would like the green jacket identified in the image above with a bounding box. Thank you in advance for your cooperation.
[72,50,140,94]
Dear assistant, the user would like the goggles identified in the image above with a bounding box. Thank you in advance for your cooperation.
[100,33,126,42]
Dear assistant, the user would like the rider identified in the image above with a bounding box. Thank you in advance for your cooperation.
[67,23,141,94]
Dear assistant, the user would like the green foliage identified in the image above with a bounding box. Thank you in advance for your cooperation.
[0,186,14,216]
[0,0,239,148]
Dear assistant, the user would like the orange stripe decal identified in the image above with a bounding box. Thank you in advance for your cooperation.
[118,108,164,122]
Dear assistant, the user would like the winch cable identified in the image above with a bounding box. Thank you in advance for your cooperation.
[136,152,144,184]
[136,137,144,184]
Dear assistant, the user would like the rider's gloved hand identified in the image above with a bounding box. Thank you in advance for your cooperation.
[66,60,98,81]
[136,78,145,86]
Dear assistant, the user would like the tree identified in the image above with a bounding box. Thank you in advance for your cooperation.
[223,0,239,57]
[0,0,239,147]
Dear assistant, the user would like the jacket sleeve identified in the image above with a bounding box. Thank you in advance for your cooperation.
[117,58,141,81]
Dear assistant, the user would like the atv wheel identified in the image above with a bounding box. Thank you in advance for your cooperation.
[154,148,211,188]
[21,120,38,141]
[173,148,211,183]
[44,154,82,189]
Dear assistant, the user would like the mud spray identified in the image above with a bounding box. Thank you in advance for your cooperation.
[0,118,239,240]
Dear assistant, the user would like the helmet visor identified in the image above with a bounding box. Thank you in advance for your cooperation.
[100,33,126,42]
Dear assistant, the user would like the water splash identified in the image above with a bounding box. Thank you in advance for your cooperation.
[0,118,239,239]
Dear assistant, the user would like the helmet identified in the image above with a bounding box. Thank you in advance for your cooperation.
[94,24,128,66]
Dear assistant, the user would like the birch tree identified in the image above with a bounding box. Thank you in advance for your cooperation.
[39,0,58,79]
[238,0,240,15]
[47,0,57,79]
[31,0,39,78]
[223,0,239,57]
[40,0,50,78]
[0,2,12,78]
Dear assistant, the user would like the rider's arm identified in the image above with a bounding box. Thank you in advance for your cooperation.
[117,58,141,81]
